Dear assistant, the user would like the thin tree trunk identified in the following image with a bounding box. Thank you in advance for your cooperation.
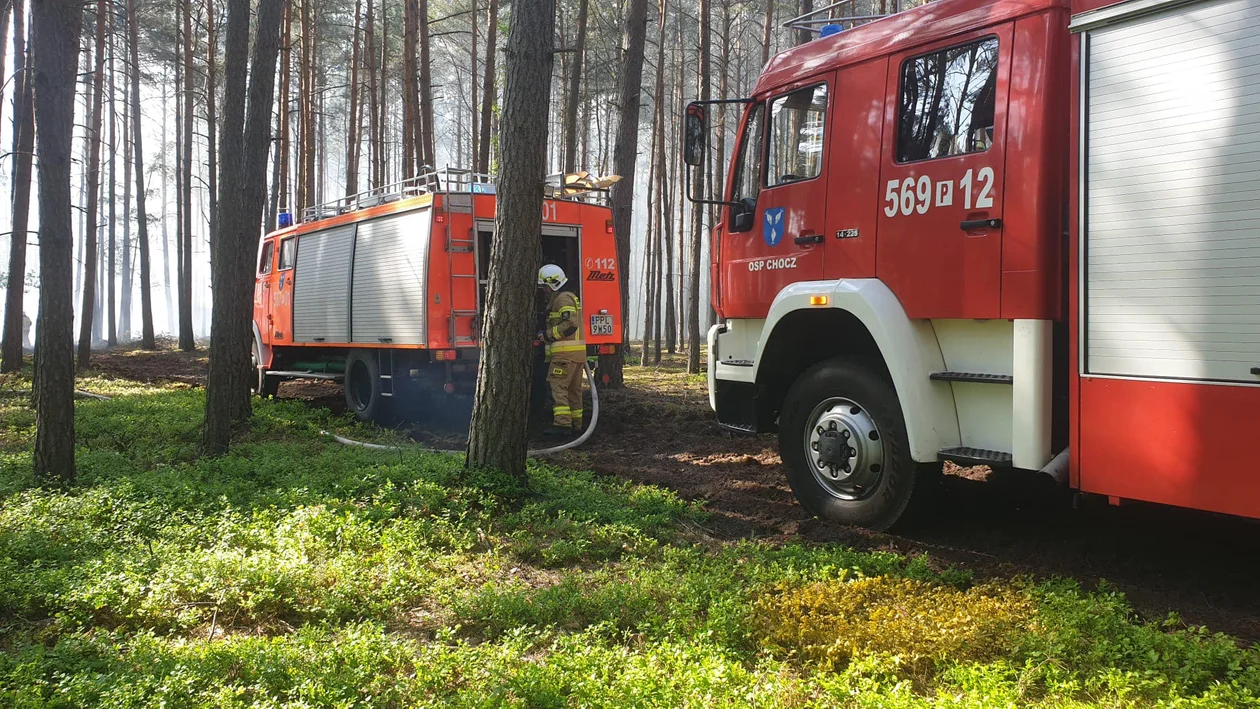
[402,0,418,176]
[644,0,668,366]
[345,0,362,197]
[121,41,132,343]
[107,8,118,347]
[127,0,155,349]
[469,0,478,171]
[687,0,710,373]
[75,48,87,306]
[365,0,380,188]
[1,0,31,372]
[796,0,812,45]
[0,0,9,137]
[163,67,174,334]
[762,0,773,66]
[561,0,586,174]
[204,0,285,454]
[179,0,196,350]
[466,0,555,480]
[477,0,498,174]
[32,0,84,483]
[77,0,107,369]
[270,0,292,227]
[206,0,219,275]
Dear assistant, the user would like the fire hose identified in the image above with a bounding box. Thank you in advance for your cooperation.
[323,361,600,457]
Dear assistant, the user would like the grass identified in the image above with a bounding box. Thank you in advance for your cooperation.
[0,368,1257,707]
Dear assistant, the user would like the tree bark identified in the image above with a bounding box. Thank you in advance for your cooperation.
[121,41,132,343]
[643,0,667,366]
[477,0,498,174]
[77,0,107,369]
[203,0,285,455]
[402,0,418,177]
[795,0,812,46]
[127,0,155,349]
[365,0,380,188]
[162,66,174,333]
[270,0,292,227]
[31,0,84,484]
[2,0,32,373]
[603,0,648,388]
[688,0,710,373]
[469,0,478,171]
[179,0,196,350]
[560,0,586,174]
[761,0,774,66]
[465,0,555,481]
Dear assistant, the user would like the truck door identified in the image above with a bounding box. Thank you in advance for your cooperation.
[272,236,295,344]
[253,238,276,344]
[876,25,1013,319]
[721,79,831,318]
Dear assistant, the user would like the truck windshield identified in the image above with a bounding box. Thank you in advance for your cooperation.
[767,84,827,187]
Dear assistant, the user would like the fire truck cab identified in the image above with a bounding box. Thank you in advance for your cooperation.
[252,169,623,424]
[692,0,1260,529]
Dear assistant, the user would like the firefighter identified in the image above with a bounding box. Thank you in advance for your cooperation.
[538,265,586,436]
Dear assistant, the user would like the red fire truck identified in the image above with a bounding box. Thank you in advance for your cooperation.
[689,0,1260,529]
[251,169,623,423]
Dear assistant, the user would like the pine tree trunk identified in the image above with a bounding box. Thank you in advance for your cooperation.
[127,0,155,349]
[419,0,434,169]
[561,0,586,174]
[402,0,417,177]
[179,0,196,350]
[0,1,9,136]
[1,0,32,372]
[466,0,555,481]
[121,50,132,343]
[205,0,219,276]
[687,0,710,374]
[163,67,174,334]
[643,0,667,366]
[762,0,774,66]
[270,0,292,227]
[345,0,362,197]
[604,0,648,388]
[365,0,380,188]
[77,0,107,369]
[204,0,285,455]
[469,0,478,171]
[32,0,84,484]
[107,10,118,347]
[477,0,498,174]
[796,0,812,45]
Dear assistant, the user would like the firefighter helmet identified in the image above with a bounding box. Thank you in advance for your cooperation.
[538,264,568,291]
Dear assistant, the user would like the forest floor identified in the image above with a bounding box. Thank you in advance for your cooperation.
[0,344,1244,705]
[88,345,1260,644]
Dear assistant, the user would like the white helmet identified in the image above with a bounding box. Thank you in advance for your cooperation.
[537,264,568,291]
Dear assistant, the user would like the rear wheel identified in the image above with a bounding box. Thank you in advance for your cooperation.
[344,350,391,423]
[778,357,932,532]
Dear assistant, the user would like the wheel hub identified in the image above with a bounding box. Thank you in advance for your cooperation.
[804,397,885,501]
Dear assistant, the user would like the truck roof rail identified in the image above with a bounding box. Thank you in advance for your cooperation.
[298,166,614,225]
[784,0,920,35]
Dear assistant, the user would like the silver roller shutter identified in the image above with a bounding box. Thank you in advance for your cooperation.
[352,209,429,345]
[293,224,355,343]
[1084,0,1260,383]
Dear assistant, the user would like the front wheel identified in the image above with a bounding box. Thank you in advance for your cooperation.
[252,339,279,398]
[778,357,933,532]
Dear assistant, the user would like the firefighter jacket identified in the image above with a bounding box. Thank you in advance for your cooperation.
[544,290,586,362]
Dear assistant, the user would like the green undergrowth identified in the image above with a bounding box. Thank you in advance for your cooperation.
[0,374,1256,707]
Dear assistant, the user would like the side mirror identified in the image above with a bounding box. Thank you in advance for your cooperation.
[683,102,706,167]
[731,198,756,232]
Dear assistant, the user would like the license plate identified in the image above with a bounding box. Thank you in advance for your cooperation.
[590,315,614,336]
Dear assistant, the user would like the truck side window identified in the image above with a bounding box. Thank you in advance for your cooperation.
[258,241,274,275]
[278,237,296,270]
[766,84,827,187]
[897,36,999,162]
[731,103,765,204]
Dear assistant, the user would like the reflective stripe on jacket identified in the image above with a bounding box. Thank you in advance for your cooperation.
[545,290,585,361]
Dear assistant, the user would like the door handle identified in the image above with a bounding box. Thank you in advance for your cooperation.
[960,218,1002,230]
[795,233,824,246]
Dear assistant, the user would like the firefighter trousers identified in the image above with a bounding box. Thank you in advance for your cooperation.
[547,358,585,429]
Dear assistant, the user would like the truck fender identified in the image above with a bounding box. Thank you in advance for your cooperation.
[252,322,272,370]
[753,279,961,464]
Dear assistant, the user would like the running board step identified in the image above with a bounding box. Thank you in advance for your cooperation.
[939,446,1013,468]
[930,371,1013,384]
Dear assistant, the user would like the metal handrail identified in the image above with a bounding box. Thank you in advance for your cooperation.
[298,166,610,224]
[783,0,910,34]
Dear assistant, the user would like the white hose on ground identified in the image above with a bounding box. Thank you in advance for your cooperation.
[324,361,601,457]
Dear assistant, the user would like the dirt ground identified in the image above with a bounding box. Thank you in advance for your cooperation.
[89,347,1260,643]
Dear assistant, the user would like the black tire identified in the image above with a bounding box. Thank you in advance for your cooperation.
[252,338,279,398]
[778,357,933,532]
[344,350,391,423]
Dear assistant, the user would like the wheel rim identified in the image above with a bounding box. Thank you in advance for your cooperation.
[803,397,885,501]
[348,360,374,412]
[251,347,262,391]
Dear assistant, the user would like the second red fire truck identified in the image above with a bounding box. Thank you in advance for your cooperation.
[690,0,1260,529]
